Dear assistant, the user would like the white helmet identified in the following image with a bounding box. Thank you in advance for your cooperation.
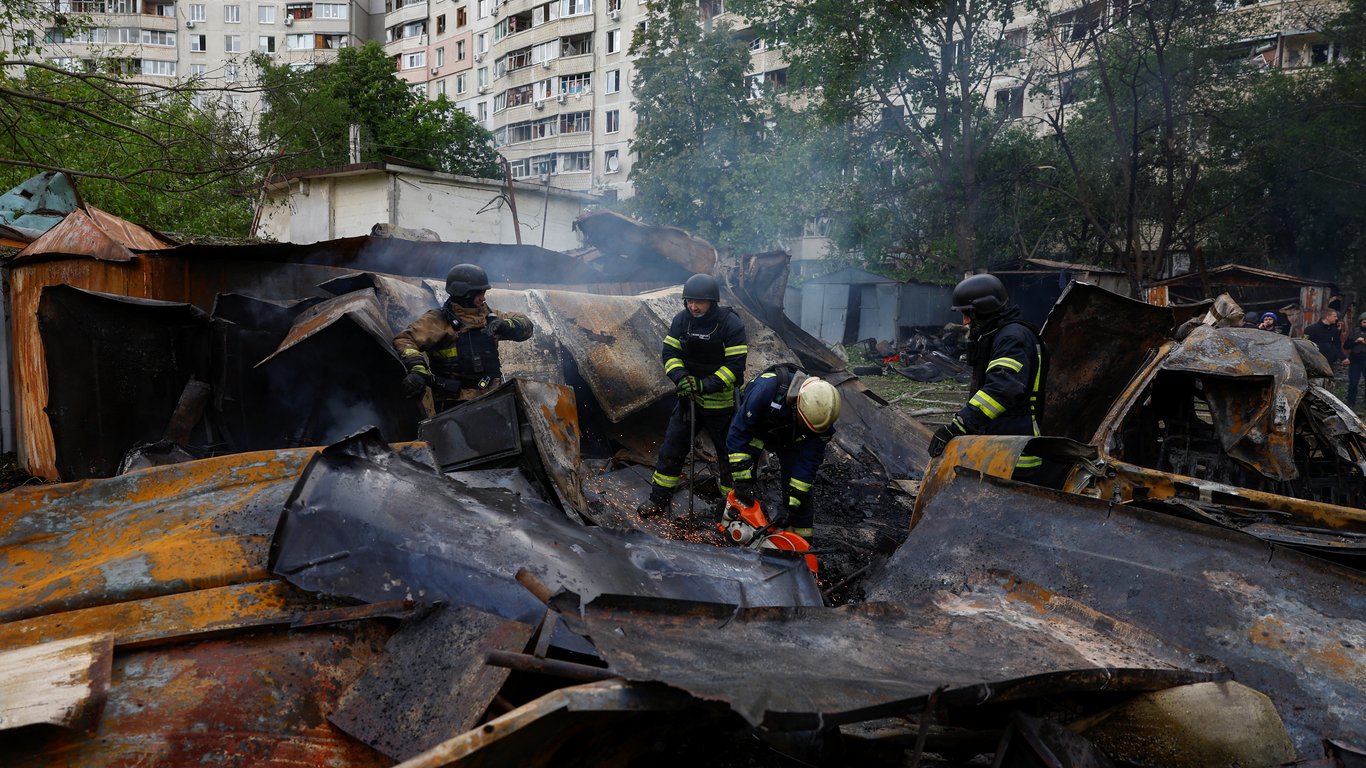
[795,378,841,433]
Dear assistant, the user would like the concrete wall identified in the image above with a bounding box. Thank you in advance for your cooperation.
[257,167,597,250]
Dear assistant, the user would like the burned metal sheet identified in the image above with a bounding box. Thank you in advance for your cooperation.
[417,381,586,519]
[568,570,1223,732]
[0,445,330,623]
[14,206,175,264]
[529,289,674,422]
[869,466,1366,756]
[573,209,716,276]
[318,271,440,336]
[1040,282,1180,443]
[0,171,78,237]
[329,604,534,761]
[255,288,423,446]
[0,624,394,768]
[1161,326,1309,481]
[269,429,823,644]
[37,285,209,480]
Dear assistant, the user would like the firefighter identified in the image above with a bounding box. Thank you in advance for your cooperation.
[636,274,748,518]
[393,264,534,411]
[927,274,1049,481]
[725,365,842,542]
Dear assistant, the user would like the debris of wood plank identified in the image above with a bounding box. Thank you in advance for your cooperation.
[0,634,113,733]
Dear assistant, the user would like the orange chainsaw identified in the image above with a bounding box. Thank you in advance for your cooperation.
[716,490,817,574]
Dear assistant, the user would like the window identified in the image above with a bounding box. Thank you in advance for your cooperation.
[606,68,620,93]
[457,73,467,93]
[437,15,447,34]
[457,40,466,60]
[561,71,590,94]
[260,5,276,23]
[477,66,488,86]
[437,80,446,96]
[225,62,241,81]
[188,3,206,21]
[225,94,244,112]
[994,86,1024,118]
[560,110,590,133]
[259,35,276,52]
[143,59,176,76]
[604,149,620,173]
[531,154,556,176]
[287,33,314,49]
[561,151,590,172]
[286,3,315,19]
[225,35,241,52]
[436,47,446,66]
[476,32,488,53]
[749,37,764,52]
[189,34,207,51]
[225,4,240,22]
[508,158,530,178]
[606,29,620,53]
[1002,28,1027,60]
[404,51,426,69]
[317,3,347,18]
[605,109,619,133]
[189,63,207,76]
[561,0,591,15]
[457,7,467,27]
[477,101,488,121]
[478,0,490,18]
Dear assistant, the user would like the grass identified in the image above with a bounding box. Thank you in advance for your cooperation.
[844,347,968,428]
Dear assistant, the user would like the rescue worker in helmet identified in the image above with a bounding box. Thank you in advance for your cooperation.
[393,264,534,411]
[928,274,1050,481]
[636,273,749,518]
[725,366,841,542]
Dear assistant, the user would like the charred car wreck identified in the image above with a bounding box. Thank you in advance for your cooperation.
[0,206,1363,768]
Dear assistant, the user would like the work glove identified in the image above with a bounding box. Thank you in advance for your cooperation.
[927,418,965,458]
[732,479,757,506]
[676,375,700,400]
[402,370,431,399]
[483,316,508,338]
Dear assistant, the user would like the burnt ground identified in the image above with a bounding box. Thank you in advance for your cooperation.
[0,452,38,493]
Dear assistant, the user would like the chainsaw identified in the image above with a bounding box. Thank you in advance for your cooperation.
[716,490,817,574]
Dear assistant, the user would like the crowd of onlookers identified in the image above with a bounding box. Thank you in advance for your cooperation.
[1249,304,1366,411]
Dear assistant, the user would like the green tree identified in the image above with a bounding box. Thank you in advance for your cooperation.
[0,2,264,234]
[731,0,1041,275]
[256,42,500,178]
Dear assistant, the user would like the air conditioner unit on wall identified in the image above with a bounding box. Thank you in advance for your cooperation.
[608,9,619,20]
[284,14,294,25]
[541,60,551,69]
[534,100,544,109]
[475,53,484,62]
[556,93,566,103]
[431,66,440,74]
[478,85,489,93]
[491,6,499,15]
[185,19,195,28]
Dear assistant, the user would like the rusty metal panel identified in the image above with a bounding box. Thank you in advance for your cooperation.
[830,379,932,480]
[0,582,327,652]
[529,289,673,422]
[571,571,1222,732]
[0,446,322,624]
[37,286,210,480]
[0,624,394,768]
[13,207,173,264]
[871,467,1366,756]
[329,604,534,761]
[270,429,823,648]
[515,380,588,516]
[319,271,441,337]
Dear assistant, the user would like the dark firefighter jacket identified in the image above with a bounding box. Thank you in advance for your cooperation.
[726,367,832,509]
[393,305,534,388]
[951,306,1046,470]
[661,306,747,411]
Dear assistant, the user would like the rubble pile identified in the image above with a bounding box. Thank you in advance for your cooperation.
[0,202,1362,766]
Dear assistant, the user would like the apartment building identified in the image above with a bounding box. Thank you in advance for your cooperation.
[16,0,369,118]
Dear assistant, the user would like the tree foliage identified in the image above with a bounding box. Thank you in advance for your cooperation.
[625,0,832,252]
[0,2,263,234]
[256,42,501,178]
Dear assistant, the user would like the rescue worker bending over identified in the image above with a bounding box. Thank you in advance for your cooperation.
[393,263,533,411]
[726,366,841,541]
[927,274,1049,481]
[637,274,748,518]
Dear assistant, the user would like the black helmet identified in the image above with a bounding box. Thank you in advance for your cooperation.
[446,264,491,302]
[951,274,1008,317]
[682,273,720,304]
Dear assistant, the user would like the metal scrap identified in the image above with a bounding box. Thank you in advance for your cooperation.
[871,459,1366,755]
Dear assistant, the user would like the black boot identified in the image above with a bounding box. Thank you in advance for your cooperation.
[636,496,670,518]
